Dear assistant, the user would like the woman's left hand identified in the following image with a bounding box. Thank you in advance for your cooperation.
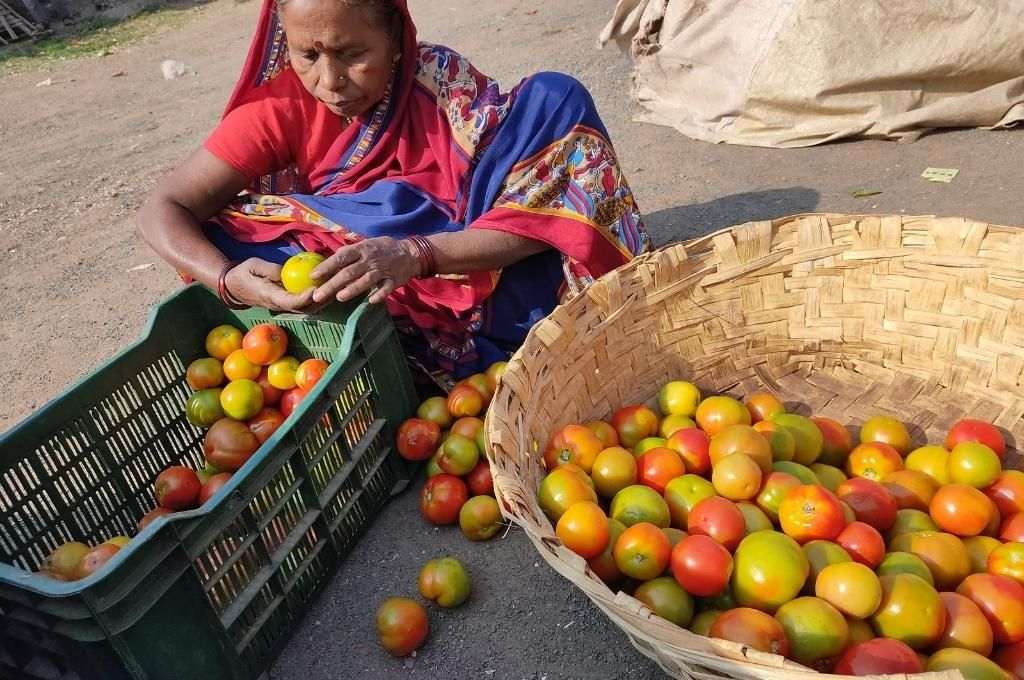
[311,237,420,305]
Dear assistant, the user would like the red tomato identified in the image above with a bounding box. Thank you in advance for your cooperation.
[611,405,660,449]
[396,418,442,461]
[1002,513,1024,543]
[376,597,428,657]
[779,485,847,544]
[198,473,232,505]
[466,459,494,497]
[834,638,924,675]
[247,407,285,444]
[670,534,733,597]
[154,466,201,510]
[294,358,328,391]
[931,483,994,537]
[835,477,898,531]
[687,496,745,551]
[666,428,711,476]
[280,388,304,418]
[420,474,469,525]
[203,418,260,471]
[137,507,172,532]
[836,521,885,568]
[242,323,288,366]
[988,471,1024,518]
[958,573,1024,645]
[946,418,1006,459]
[637,447,687,494]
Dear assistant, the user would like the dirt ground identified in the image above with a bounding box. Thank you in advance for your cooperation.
[2,0,1023,678]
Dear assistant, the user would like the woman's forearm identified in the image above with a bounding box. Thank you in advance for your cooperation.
[425,229,549,274]
[137,197,230,288]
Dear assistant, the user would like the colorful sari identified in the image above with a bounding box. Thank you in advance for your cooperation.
[205,0,650,383]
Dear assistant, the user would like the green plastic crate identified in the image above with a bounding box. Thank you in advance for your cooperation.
[0,284,418,680]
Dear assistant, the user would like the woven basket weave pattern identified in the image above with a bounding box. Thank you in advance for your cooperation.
[486,214,1020,679]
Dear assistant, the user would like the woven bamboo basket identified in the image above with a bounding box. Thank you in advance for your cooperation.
[485,213,1024,680]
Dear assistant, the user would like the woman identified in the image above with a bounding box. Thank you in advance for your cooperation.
[138,0,649,387]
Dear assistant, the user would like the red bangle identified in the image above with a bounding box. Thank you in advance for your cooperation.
[406,235,437,278]
[217,262,249,309]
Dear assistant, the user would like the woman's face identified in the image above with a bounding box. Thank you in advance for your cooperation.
[280,0,399,119]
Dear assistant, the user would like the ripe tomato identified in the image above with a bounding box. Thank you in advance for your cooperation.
[610,484,670,528]
[74,544,121,580]
[634,577,694,627]
[1002,513,1024,543]
[687,496,745,551]
[613,522,671,581]
[185,388,224,429]
[774,596,849,666]
[877,551,934,585]
[882,469,938,512]
[846,441,903,481]
[611,405,659,448]
[186,357,225,391]
[556,501,610,559]
[990,542,1024,585]
[154,466,201,510]
[950,442,1003,489]
[205,325,243,361]
[450,417,484,441]
[732,530,809,612]
[280,388,303,418]
[905,444,951,485]
[458,373,493,404]
[459,495,502,541]
[811,417,853,468]
[835,521,885,568]
[671,534,733,597]
[396,418,441,461]
[860,415,913,455]
[947,418,1006,459]
[927,648,1013,679]
[889,530,971,591]
[835,476,898,531]
[280,251,325,293]
[958,573,1024,645]
[484,361,507,393]
[770,413,824,465]
[446,384,483,418]
[987,470,1024,518]
[538,465,598,522]
[931,483,994,537]
[220,379,264,421]
[375,597,428,656]
[964,535,1003,574]
[936,591,994,656]
[198,472,233,505]
[779,485,846,544]
[712,454,762,501]
[255,368,283,407]
[420,474,469,525]
[871,574,946,650]
[834,639,923,675]
[438,434,480,476]
[417,396,452,428]
[544,424,603,473]
[637,447,686,494]
[242,323,288,366]
[710,607,789,656]
[695,396,750,437]
[666,427,711,475]
[815,561,882,619]
[587,519,627,585]
[658,381,701,417]
[203,418,260,471]
[660,415,696,439]
[266,356,300,391]
[664,474,715,528]
[585,420,619,448]
[466,459,494,497]
[709,425,772,473]
[591,447,637,499]
[744,392,785,424]
[247,407,285,444]
[137,507,172,532]
[754,420,796,462]
[223,349,261,382]
[755,471,802,523]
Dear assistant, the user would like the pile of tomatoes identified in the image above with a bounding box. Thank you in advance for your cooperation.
[395,362,507,543]
[539,381,1024,679]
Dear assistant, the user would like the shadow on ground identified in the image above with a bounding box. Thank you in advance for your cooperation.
[643,187,820,246]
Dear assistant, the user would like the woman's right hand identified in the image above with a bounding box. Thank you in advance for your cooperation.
[224,258,316,312]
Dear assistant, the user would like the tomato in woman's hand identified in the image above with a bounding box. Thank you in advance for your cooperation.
[946,418,1006,459]
[420,474,469,525]
[154,466,201,510]
[203,418,260,471]
[544,424,603,473]
[611,405,659,449]
[466,459,494,497]
[396,418,441,461]
[418,556,471,608]
[248,407,285,444]
[198,473,233,505]
[242,323,288,366]
[670,534,733,597]
[376,597,428,657]
[778,484,846,544]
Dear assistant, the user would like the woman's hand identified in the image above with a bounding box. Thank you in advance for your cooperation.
[311,237,420,305]
[225,258,317,312]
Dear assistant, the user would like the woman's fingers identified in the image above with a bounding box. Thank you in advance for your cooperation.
[368,278,396,305]
[311,246,359,281]
[335,271,382,303]
[313,258,369,303]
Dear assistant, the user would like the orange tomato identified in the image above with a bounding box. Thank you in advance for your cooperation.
[695,396,751,437]
[987,470,1024,518]
[745,393,784,424]
[186,357,224,390]
[590,447,637,499]
[711,454,762,501]
[666,427,711,476]
[585,420,620,449]
[936,591,994,656]
[544,424,603,473]
[556,501,610,559]
[710,607,789,656]
[931,483,994,537]
[537,465,598,522]
[613,522,671,581]
[871,574,946,650]
[266,356,300,390]
[294,358,328,392]
[242,323,288,366]
[611,405,659,449]
[811,417,853,468]
[778,485,847,544]
[447,384,484,418]
[860,415,913,456]
[846,441,903,481]
[989,542,1024,586]
[636,447,686,494]
[890,531,971,591]
[1002,513,1024,543]
[223,349,261,382]
[958,573,1024,645]
[709,425,772,473]
[458,373,493,403]
[815,561,882,619]
[205,325,243,361]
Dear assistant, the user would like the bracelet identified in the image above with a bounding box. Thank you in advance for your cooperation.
[406,235,437,278]
[217,261,250,310]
